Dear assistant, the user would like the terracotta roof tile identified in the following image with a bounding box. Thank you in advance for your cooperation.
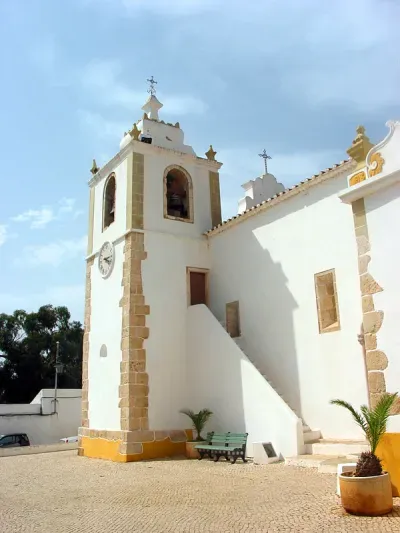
[205,159,354,236]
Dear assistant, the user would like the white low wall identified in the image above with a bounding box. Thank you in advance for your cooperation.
[186,304,303,458]
[0,442,78,457]
[0,404,40,415]
[0,389,81,445]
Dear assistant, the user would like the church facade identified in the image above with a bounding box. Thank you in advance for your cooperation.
[78,90,400,473]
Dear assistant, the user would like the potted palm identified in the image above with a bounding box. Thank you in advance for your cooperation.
[331,392,398,516]
[180,408,213,459]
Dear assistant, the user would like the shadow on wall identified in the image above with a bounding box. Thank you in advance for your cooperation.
[186,304,302,458]
[239,235,301,416]
[209,224,301,417]
[208,172,358,425]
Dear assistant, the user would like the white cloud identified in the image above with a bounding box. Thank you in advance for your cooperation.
[16,236,87,268]
[81,59,142,109]
[12,208,55,229]
[80,59,206,116]
[58,198,84,219]
[11,198,83,230]
[77,109,128,139]
[58,198,76,213]
[236,0,400,111]
[81,0,399,113]
[163,95,207,116]
[0,225,8,247]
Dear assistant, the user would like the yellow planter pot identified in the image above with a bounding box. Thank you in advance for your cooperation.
[339,472,393,516]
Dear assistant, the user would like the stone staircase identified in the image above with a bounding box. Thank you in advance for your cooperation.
[229,332,322,448]
[227,329,368,471]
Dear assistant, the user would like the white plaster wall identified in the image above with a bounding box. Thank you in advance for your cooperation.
[209,172,368,439]
[239,174,285,214]
[142,231,209,430]
[88,240,124,430]
[137,119,195,155]
[187,305,302,458]
[92,158,127,254]
[0,389,81,444]
[365,181,400,427]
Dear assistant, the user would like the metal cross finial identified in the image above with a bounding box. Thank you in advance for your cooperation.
[147,76,158,96]
[259,149,272,174]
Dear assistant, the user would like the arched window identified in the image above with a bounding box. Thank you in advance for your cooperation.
[164,165,193,223]
[103,174,116,230]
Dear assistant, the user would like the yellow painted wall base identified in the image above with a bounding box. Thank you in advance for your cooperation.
[79,430,193,463]
[79,437,126,462]
[377,433,400,497]
[127,438,186,462]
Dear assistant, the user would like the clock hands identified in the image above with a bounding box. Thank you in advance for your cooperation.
[99,242,114,278]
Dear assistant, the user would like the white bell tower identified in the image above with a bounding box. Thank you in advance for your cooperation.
[79,79,222,462]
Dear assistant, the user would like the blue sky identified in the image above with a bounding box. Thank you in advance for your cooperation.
[1,0,399,322]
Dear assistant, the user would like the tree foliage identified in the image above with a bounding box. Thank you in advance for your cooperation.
[0,305,83,403]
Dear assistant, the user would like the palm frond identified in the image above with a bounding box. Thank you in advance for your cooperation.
[331,394,398,453]
[180,408,213,440]
[330,399,368,435]
[370,393,397,453]
[180,408,195,420]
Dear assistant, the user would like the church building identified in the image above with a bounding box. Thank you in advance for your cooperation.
[78,83,400,480]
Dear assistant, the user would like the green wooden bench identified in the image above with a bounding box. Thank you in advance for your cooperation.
[195,432,248,463]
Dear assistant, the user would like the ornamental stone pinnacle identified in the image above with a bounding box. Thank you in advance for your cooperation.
[90,159,99,175]
[129,123,141,141]
[205,145,217,161]
[347,125,374,169]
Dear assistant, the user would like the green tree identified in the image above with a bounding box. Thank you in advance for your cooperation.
[0,305,83,403]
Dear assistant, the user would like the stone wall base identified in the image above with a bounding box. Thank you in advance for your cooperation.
[77,428,193,463]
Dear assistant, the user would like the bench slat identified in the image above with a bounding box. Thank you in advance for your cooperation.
[210,439,246,442]
[211,437,246,441]
[195,445,238,451]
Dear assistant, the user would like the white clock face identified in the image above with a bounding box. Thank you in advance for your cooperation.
[98,241,114,278]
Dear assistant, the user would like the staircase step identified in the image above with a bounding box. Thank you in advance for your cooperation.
[305,440,369,456]
[303,430,322,444]
[285,455,356,474]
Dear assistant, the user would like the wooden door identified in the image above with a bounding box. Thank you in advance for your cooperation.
[189,271,207,305]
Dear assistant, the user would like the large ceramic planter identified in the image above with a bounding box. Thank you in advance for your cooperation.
[339,472,393,516]
[185,441,200,459]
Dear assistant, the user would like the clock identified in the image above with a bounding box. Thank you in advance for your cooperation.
[98,241,114,278]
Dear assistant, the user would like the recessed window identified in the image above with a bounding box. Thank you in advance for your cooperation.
[100,344,107,358]
[315,269,340,333]
[103,174,116,230]
[226,301,240,338]
[187,267,208,306]
[164,165,193,223]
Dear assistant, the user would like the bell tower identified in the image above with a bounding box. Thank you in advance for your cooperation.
[79,82,222,462]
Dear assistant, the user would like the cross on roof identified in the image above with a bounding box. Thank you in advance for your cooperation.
[258,149,272,174]
[147,76,158,96]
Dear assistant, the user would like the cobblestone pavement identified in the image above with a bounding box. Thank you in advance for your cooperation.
[1,451,399,533]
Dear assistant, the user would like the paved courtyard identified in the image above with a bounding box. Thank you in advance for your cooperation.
[1,451,399,532]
